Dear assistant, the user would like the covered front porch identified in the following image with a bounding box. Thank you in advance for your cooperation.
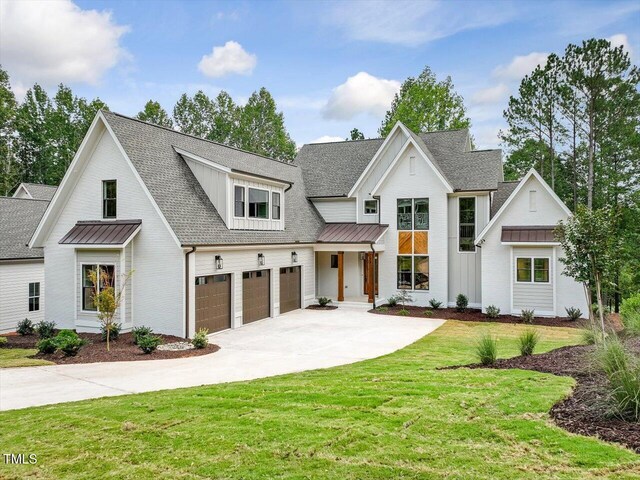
[315,250,382,305]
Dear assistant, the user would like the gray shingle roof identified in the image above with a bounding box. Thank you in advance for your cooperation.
[102,111,324,246]
[295,127,503,196]
[0,197,48,260]
[491,181,519,218]
[18,183,57,201]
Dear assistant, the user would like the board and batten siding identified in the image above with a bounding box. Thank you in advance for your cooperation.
[42,126,185,335]
[184,156,227,225]
[311,198,357,223]
[0,261,44,333]
[446,194,489,307]
[511,246,554,315]
[229,178,285,231]
[192,247,314,334]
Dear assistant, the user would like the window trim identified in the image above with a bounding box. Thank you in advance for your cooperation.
[81,263,116,313]
[330,254,338,269]
[413,198,429,231]
[28,282,40,312]
[248,187,270,219]
[515,256,551,284]
[272,191,281,220]
[363,199,378,215]
[102,180,117,219]
[458,196,476,253]
[234,186,246,218]
[396,255,430,291]
[397,198,413,230]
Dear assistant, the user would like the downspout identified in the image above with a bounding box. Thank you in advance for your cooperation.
[370,242,376,309]
[185,246,196,338]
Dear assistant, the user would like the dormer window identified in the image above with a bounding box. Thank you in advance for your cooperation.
[248,188,269,219]
[234,186,245,217]
[102,180,116,219]
[272,192,281,220]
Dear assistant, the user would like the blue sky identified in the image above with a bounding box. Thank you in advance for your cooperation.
[1,0,638,149]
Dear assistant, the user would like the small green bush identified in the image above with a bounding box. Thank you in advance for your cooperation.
[475,333,497,365]
[16,318,34,336]
[35,320,56,339]
[376,306,388,313]
[456,294,468,312]
[485,305,500,319]
[132,326,153,345]
[581,326,603,345]
[54,330,86,357]
[37,337,57,354]
[138,334,162,354]
[397,308,409,316]
[317,297,332,307]
[565,307,582,322]
[518,329,540,356]
[429,298,442,309]
[192,329,209,349]
[521,309,535,324]
[423,310,433,317]
[101,322,122,342]
[0,337,7,346]
[387,296,398,307]
[620,294,640,336]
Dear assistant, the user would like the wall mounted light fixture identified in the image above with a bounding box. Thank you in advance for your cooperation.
[291,251,298,263]
[258,253,265,266]
[215,255,223,270]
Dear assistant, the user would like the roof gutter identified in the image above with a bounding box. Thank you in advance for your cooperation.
[184,246,196,338]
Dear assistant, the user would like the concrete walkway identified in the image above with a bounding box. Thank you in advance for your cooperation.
[0,307,444,411]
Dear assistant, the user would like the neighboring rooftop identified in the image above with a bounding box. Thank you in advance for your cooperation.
[491,181,520,218]
[13,182,57,201]
[0,197,49,260]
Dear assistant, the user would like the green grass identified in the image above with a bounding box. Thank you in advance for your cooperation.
[0,321,638,479]
[0,348,52,368]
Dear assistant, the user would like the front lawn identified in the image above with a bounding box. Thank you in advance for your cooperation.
[0,321,638,479]
[0,348,52,368]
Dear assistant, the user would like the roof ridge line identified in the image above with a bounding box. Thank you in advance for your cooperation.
[304,137,383,146]
[1,196,51,203]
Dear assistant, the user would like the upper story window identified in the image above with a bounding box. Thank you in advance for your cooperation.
[234,186,245,217]
[414,198,429,230]
[397,199,428,230]
[458,197,476,252]
[397,199,412,230]
[364,199,378,215]
[248,188,269,219]
[102,180,117,219]
[272,192,281,220]
[28,282,40,312]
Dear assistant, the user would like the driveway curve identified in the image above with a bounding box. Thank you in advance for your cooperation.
[0,307,444,411]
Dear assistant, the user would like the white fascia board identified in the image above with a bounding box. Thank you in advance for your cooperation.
[173,146,232,174]
[229,171,290,189]
[12,184,31,198]
[501,242,560,246]
[475,168,571,245]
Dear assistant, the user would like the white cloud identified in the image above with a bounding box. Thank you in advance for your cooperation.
[0,0,129,88]
[472,124,503,149]
[328,0,517,46]
[323,72,400,121]
[198,41,256,78]
[310,135,345,144]
[493,52,548,80]
[471,83,510,105]
[609,33,634,59]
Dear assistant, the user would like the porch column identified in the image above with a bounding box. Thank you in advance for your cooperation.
[367,252,375,304]
[337,251,344,301]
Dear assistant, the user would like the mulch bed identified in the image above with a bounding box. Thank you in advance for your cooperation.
[446,337,640,453]
[1,332,219,364]
[306,305,339,310]
[370,305,599,329]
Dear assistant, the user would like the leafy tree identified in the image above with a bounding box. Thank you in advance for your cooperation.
[379,66,471,136]
[173,91,214,138]
[0,66,19,195]
[136,100,173,128]
[235,87,296,161]
[348,128,365,140]
[210,91,239,146]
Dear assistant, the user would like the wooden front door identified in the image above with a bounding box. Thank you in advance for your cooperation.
[363,253,379,300]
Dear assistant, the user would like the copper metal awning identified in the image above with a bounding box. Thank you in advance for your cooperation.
[59,220,142,246]
[317,223,388,243]
[501,226,556,243]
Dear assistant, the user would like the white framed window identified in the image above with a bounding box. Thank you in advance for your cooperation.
[516,257,550,283]
[458,197,476,252]
[81,264,115,312]
[364,199,378,215]
[28,282,40,312]
[102,180,117,219]
[272,192,281,219]
[234,186,245,217]
[248,188,269,219]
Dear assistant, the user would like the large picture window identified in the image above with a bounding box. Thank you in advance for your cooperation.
[102,180,117,219]
[82,264,115,311]
[248,188,269,219]
[516,257,550,283]
[396,256,429,290]
[459,197,476,252]
[28,282,40,312]
[234,186,245,217]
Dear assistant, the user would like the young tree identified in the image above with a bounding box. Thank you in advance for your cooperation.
[0,67,19,195]
[379,66,471,136]
[89,268,133,352]
[136,100,173,128]
[348,128,365,140]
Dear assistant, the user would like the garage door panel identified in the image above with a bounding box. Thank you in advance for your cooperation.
[243,270,270,324]
[279,266,301,314]
[195,274,231,333]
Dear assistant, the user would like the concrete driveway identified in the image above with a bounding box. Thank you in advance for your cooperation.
[0,307,444,411]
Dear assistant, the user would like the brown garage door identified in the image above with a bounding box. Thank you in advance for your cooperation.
[242,270,270,324]
[279,266,301,314]
[195,274,231,333]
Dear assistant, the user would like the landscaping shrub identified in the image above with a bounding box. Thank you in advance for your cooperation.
[423,310,433,317]
[132,326,153,345]
[37,337,57,354]
[398,308,409,316]
[387,295,398,307]
[317,297,332,307]
[620,293,640,336]
[138,334,162,354]
[565,307,583,322]
[592,303,611,317]
[101,322,122,342]
[16,318,34,336]
[521,309,535,324]
[376,306,388,313]
[0,337,7,346]
[518,329,540,356]
[429,298,442,309]
[456,294,468,312]
[54,330,86,357]
[192,329,209,349]
[35,320,56,339]
[475,333,497,365]
[485,305,500,319]
[581,326,603,345]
